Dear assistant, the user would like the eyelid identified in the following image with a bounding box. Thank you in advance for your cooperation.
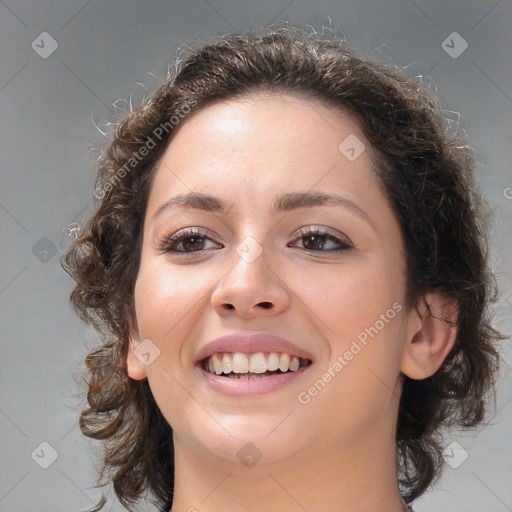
[293,225,352,243]
[158,225,353,255]
[157,227,222,254]
[290,225,353,249]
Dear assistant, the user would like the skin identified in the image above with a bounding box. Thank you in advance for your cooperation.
[126,93,457,512]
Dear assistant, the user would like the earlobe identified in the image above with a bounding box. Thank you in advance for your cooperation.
[401,291,458,380]
[125,315,148,381]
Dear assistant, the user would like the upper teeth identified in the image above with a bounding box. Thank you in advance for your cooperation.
[205,352,307,375]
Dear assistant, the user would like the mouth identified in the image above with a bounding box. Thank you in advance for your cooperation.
[201,352,313,379]
[195,333,314,396]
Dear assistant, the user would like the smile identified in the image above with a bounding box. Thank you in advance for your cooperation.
[202,352,312,378]
[197,351,313,396]
[195,332,314,395]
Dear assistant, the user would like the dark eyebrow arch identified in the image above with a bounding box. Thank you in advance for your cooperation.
[151,191,372,226]
[152,193,229,222]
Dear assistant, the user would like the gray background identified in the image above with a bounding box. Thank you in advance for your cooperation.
[1,1,511,511]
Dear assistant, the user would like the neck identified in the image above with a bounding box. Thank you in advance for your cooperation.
[170,428,406,512]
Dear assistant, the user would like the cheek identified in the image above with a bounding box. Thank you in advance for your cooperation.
[133,260,210,357]
[304,274,405,436]
[296,253,406,410]
[299,255,403,344]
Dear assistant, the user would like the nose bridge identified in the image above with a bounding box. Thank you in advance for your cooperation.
[226,234,272,290]
[211,233,289,315]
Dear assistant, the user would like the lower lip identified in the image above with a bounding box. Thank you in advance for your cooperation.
[196,365,312,396]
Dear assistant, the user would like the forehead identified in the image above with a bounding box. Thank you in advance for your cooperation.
[147,93,383,208]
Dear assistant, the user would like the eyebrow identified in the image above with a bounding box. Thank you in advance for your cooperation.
[151,191,372,225]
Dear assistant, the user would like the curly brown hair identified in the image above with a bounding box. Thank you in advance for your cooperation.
[61,22,505,511]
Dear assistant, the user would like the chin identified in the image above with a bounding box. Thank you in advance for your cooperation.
[174,411,308,467]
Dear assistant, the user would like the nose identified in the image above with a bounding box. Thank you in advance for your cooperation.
[210,240,290,319]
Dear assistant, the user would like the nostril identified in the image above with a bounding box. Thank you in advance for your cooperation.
[258,302,272,309]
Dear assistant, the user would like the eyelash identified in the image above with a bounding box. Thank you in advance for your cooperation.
[158,226,353,255]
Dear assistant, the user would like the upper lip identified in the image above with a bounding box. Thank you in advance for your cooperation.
[195,333,314,364]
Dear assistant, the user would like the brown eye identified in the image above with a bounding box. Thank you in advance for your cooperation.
[289,227,352,252]
[160,228,220,254]
[302,233,328,250]
[175,235,206,252]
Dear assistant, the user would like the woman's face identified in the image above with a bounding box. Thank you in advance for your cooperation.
[127,93,419,466]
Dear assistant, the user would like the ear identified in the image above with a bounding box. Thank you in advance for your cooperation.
[401,291,458,380]
[125,314,148,381]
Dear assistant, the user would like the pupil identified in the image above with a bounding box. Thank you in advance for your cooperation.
[184,236,204,251]
[304,234,325,250]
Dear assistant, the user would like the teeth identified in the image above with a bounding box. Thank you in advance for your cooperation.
[289,356,300,371]
[279,353,290,372]
[267,352,279,371]
[222,353,232,374]
[212,353,223,375]
[204,352,310,375]
[232,353,249,373]
[249,352,267,374]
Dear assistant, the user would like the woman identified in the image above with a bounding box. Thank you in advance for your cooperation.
[62,23,504,512]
